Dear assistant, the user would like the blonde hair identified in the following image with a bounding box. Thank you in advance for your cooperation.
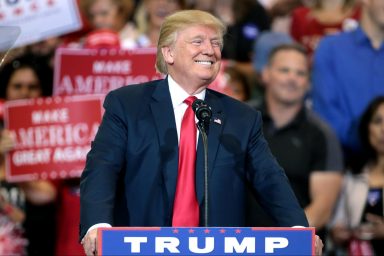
[155,10,226,74]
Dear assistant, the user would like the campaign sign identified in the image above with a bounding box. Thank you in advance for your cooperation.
[0,0,81,49]
[98,227,314,255]
[3,95,104,182]
[53,47,164,96]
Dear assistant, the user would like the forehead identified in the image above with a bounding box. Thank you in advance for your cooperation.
[10,68,37,80]
[91,0,117,10]
[177,24,221,39]
[270,50,308,66]
[374,104,384,115]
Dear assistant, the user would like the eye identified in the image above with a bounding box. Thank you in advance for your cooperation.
[191,39,203,45]
[10,83,22,90]
[297,70,308,77]
[277,67,290,74]
[211,40,221,48]
[371,115,383,125]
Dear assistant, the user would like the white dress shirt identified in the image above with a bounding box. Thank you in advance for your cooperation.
[167,75,205,143]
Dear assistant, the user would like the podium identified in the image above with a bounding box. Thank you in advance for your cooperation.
[97,227,314,255]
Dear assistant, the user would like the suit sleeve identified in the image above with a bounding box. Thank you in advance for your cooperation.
[80,90,128,239]
[246,112,309,227]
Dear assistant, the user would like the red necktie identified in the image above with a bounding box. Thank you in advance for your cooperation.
[172,96,199,226]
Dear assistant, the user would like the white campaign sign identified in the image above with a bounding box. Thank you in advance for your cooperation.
[0,0,81,49]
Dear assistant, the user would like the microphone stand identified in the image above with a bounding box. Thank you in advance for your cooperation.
[197,121,209,227]
[192,98,212,228]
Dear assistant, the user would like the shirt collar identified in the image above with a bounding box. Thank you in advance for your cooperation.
[167,75,206,108]
[354,25,384,50]
[353,26,373,46]
[259,100,307,132]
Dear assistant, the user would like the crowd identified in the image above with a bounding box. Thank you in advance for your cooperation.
[0,0,383,255]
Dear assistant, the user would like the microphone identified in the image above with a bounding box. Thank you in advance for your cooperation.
[192,99,212,124]
[192,99,211,227]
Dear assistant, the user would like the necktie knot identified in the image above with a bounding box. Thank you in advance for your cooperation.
[184,96,197,106]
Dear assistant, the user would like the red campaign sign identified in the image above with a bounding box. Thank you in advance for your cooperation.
[3,95,104,182]
[53,47,164,96]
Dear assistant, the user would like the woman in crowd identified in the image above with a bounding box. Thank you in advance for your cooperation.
[329,96,384,256]
[134,0,185,47]
[80,0,138,49]
[290,0,360,59]
[267,0,304,33]
[0,54,57,255]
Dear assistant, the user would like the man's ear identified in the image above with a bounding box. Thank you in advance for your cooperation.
[261,67,269,84]
[161,46,174,64]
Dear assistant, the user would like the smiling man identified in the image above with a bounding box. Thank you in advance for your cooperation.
[247,44,343,244]
[79,10,322,256]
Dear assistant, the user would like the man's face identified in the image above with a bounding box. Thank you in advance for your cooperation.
[162,25,222,92]
[365,0,384,29]
[263,50,309,106]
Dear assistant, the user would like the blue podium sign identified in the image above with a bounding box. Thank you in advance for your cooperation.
[98,227,314,255]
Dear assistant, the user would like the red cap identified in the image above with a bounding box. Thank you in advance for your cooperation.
[84,29,121,49]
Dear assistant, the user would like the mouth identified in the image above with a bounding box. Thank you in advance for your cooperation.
[283,82,301,91]
[195,60,215,66]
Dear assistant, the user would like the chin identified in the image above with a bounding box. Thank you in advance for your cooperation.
[198,73,216,81]
[202,76,216,83]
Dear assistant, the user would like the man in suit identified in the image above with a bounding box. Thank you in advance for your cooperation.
[80,10,321,255]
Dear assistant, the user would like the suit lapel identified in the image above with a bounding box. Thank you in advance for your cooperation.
[196,90,224,205]
[150,79,179,216]
[149,83,225,214]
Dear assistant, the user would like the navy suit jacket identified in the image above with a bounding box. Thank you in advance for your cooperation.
[79,79,308,239]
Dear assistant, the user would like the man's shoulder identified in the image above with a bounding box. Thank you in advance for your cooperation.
[304,108,344,170]
[245,98,263,110]
[306,109,343,151]
[318,28,358,49]
[305,109,335,132]
[112,79,163,95]
[103,79,165,111]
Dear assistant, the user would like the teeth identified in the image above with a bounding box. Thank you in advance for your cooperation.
[196,61,212,65]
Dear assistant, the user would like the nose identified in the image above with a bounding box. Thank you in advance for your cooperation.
[92,12,107,29]
[22,87,34,98]
[26,89,37,99]
[202,41,215,55]
[286,70,299,82]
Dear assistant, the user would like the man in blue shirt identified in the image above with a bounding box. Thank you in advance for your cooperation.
[312,0,384,164]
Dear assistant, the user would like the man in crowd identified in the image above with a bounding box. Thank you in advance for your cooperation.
[312,0,384,166]
[247,44,343,241]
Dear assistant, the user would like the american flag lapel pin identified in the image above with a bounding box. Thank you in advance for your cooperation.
[213,118,222,125]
